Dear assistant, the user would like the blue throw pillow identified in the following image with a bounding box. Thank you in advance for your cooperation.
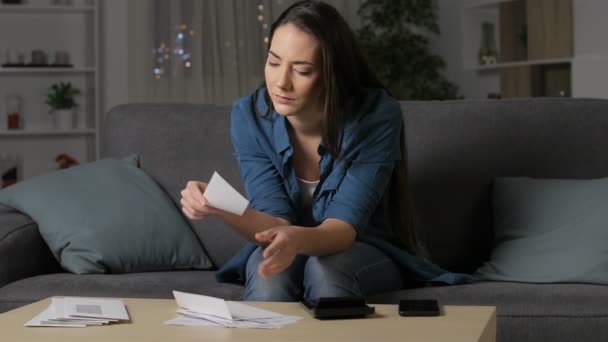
[476,177,608,284]
[0,155,213,274]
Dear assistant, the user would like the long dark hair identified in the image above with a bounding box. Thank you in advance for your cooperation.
[255,0,417,253]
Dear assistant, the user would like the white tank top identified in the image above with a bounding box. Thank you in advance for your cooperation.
[297,177,319,226]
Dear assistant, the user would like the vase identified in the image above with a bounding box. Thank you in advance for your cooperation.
[478,21,498,65]
[52,109,74,130]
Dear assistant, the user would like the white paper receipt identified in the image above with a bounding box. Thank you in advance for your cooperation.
[203,171,249,216]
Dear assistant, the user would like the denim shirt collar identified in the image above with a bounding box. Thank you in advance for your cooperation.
[272,113,292,155]
[253,87,291,155]
[255,86,339,159]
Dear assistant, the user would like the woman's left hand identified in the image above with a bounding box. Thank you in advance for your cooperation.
[254,226,303,277]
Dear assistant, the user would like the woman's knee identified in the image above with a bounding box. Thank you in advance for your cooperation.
[244,248,305,302]
[244,274,300,301]
[303,253,361,299]
[303,242,404,299]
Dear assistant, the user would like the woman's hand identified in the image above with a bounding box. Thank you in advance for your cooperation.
[180,180,219,220]
[255,226,304,277]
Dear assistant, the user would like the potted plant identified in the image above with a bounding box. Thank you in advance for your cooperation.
[357,0,460,100]
[45,82,81,130]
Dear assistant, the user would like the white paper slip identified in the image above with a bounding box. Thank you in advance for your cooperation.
[164,315,224,327]
[64,297,130,321]
[169,291,303,329]
[227,301,285,320]
[173,291,233,320]
[25,306,87,328]
[203,171,249,216]
[175,309,302,329]
[50,298,113,323]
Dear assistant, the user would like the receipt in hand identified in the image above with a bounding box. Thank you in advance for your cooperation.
[203,171,249,216]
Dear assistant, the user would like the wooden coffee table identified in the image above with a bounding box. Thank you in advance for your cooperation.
[0,297,496,342]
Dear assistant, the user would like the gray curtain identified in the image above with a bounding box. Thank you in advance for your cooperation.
[128,0,362,104]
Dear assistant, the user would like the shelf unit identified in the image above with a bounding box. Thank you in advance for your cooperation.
[0,3,94,12]
[0,67,95,74]
[462,0,573,98]
[0,129,95,137]
[0,0,100,182]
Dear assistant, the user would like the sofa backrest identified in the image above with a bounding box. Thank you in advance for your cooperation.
[102,98,608,273]
[102,104,246,268]
[403,98,608,272]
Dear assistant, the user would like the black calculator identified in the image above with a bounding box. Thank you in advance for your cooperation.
[301,296,375,319]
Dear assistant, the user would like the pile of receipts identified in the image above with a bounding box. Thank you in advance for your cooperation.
[164,291,303,329]
[26,297,130,327]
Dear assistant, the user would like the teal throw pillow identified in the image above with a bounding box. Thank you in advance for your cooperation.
[476,177,608,284]
[0,155,213,274]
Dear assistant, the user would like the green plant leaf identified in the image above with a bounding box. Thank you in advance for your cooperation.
[357,0,460,100]
[45,82,81,111]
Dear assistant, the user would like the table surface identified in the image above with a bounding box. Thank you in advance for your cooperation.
[0,297,496,342]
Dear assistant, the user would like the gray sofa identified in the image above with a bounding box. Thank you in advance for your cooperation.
[1,98,608,341]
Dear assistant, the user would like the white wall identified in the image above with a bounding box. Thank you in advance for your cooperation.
[571,0,608,98]
[432,0,462,93]
[433,0,608,99]
[100,0,129,117]
[433,0,496,99]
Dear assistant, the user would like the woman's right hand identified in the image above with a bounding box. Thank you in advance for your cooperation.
[180,181,218,220]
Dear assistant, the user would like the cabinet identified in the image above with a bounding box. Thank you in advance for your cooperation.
[0,0,99,182]
[462,0,573,98]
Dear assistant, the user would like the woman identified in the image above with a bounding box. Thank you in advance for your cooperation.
[180,0,473,302]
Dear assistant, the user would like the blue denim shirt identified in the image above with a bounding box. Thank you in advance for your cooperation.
[215,87,476,285]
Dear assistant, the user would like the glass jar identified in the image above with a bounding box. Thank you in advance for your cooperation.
[5,94,24,130]
[478,21,498,65]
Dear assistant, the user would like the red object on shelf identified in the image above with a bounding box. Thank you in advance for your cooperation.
[1,179,16,188]
[55,154,79,169]
[7,112,20,129]
[1,167,17,189]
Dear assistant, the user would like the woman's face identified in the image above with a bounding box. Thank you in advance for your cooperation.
[265,23,323,118]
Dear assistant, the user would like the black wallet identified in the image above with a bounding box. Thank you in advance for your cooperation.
[301,296,375,319]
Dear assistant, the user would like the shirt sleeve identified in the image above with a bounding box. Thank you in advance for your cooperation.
[230,100,295,223]
[322,98,402,232]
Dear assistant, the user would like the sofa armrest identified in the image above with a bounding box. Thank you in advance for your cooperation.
[0,204,62,288]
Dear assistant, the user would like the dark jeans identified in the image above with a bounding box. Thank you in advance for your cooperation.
[244,242,404,301]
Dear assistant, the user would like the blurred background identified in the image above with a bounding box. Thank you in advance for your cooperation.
[0,0,606,183]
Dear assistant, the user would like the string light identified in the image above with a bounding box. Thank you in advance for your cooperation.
[152,21,194,80]
[152,42,166,79]
[259,2,267,45]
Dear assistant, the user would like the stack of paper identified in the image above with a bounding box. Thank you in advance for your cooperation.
[26,297,130,327]
[164,291,303,329]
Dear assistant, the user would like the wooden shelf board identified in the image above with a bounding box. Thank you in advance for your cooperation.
[0,5,94,13]
[0,129,96,137]
[467,58,572,71]
[464,0,518,9]
[0,67,95,74]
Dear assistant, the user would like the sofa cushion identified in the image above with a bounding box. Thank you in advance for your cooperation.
[0,204,62,288]
[101,104,248,268]
[401,99,608,274]
[0,155,213,274]
[0,271,245,314]
[475,177,608,284]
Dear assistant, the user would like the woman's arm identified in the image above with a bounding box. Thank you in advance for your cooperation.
[215,207,290,242]
[297,218,356,255]
[253,218,356,277]
[180,180,289,243]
